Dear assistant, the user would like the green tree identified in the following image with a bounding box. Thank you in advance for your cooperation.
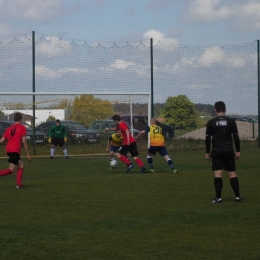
[70,95,114,126]
[154,103,164,117]
[194,109,207,128]
[48,99,72,109]
[195,103,215,117]
[46,115,56,121]
[3,102,27,110]
[162,95,197,130]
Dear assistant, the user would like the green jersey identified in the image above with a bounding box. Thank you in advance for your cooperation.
[49,124,67,138]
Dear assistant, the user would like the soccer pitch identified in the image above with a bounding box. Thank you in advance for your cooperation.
[0,149,260,260]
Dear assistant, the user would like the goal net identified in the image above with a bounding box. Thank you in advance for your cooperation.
[0,92,150,157]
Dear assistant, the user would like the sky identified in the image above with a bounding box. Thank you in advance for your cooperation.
[0,0,260,46]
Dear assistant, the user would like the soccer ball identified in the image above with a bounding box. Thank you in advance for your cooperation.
[110,159,118,168]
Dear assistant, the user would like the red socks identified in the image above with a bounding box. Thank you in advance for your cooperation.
[0,168,12,177]
[0,168,24,186]
[135,158,144,168]
[119,155,131,165]
[119,156,144,168]
[16,168,24,186]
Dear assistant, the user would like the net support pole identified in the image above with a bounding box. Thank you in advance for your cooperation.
[129,95,134,136]
[150,38,154,117]
[148,93,151,148]
[32,31,36,154]
[257,40,260,148]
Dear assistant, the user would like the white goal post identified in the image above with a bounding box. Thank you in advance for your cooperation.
[0,92,151,156]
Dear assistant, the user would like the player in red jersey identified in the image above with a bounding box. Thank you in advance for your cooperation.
[104,115,146,173]
[0,112,32,189]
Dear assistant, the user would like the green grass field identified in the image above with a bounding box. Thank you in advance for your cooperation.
[0,148,260,260]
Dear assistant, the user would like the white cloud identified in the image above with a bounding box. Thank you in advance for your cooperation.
[232,2,260,31]
[36,37,73,58]
[198,48,245,68]
[0,0,65,21]
[106,59,149,77]
[110,59,135,69]
[36,65,60,79]
[35,65,92,79]
[157,47,246,77]
[143,29,179,45]
[199,48,225,66]
[186,0,231,22]
[184,0,260,31]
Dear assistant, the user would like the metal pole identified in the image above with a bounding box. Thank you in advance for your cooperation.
[257,40,260,148]
[32,31,36,154]
[129,95,134,136]
[253,122,255,139]
[147,93,151,148]
[150,38,154,117]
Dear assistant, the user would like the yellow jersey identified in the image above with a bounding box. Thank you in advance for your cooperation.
[149,125,165,146]
[110,133,123,146]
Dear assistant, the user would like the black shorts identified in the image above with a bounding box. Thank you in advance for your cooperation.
[211,148,236,172]
[52,137,65,147]
[118,142,139,157]
[148,146,168,156]
[7,152,21,165]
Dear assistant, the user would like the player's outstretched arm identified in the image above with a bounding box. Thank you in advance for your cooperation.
[104,127,117,132]
[22,136,32,162]
[135,130,146,140]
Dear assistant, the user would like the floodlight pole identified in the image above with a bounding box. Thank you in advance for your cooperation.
[32,31,36,154]
[257,40,260,148]
[129,95,134,136]
[150,38,154,117]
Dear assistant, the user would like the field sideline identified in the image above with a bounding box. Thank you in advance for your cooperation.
[0,149,260,260]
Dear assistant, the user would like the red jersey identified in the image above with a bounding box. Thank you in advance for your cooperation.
[3,123,27,154]
[117,121,135,145]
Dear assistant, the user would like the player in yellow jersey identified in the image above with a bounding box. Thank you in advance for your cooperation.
[135,118,178,173]
[105,132,130,168]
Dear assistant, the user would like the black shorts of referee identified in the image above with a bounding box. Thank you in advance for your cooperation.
[211,148,236,172]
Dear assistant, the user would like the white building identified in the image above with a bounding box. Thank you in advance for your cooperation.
[3,109,65,126]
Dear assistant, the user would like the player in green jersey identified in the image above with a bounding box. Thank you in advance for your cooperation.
[48,119,69,159]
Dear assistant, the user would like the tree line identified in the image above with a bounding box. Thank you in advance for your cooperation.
[0,95,216,130]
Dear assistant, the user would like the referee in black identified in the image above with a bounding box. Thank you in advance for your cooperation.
[205,101,242,203]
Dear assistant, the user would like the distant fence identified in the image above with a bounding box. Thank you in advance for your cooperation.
[0,32,259,148]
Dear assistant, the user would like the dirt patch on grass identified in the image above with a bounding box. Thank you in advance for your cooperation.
[177,121,258,140]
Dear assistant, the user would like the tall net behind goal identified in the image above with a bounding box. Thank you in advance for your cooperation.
[0,93,150,157]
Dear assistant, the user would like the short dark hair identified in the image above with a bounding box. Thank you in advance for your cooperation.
[14,112,22,122]
[111,115,121,121]
[55,119,61,123]
[214,101,226,113]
